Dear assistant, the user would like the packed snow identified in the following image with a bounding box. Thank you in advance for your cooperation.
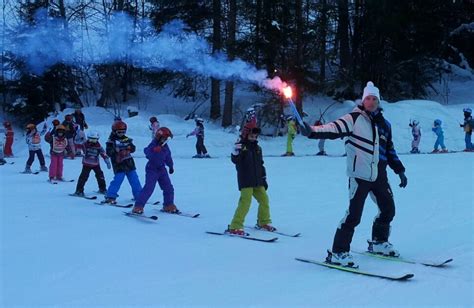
[1,100,473,306]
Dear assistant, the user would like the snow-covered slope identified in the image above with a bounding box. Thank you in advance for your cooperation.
[1,101,473,306]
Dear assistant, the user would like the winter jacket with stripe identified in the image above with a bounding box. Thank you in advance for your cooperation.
[307,106,404,182]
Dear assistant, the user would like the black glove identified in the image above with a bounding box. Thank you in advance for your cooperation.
[398,172,407,188]
[169,167,174,174]
[299,122,313,137]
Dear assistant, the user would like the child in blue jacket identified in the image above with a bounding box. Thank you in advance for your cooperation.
[431,119,447,153]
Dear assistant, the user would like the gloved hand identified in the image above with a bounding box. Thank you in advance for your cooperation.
[84,123,88,129]
[169,167,174,174]
[153,146,162,152]
[298,122,313,137]
[232,142,242,155]
[105,158,112,170]
[399,172,407,188]
[186,134,190,138]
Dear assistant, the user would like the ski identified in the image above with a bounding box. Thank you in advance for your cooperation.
[160,210,200,218]
[68,193,97,200]
[295,258,414,281]
[94,201,133,208]
[352,250,453,267]
[206,231,278,242]
[245,225,301,237]
[123,211,158,221]
[20,171,40,175]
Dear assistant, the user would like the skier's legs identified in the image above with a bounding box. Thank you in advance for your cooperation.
[434,138,440,150]
[49,154,58,178]
[92,166,107,191]
[106,172,126,199]
[229,188,254,230]
[76,166,92,193]
[286,134,293,153]
[37,149,46,166]
[332,178,371,253]
[4,136,13,156]
[126,169,142,199]
[465,133,473,149]
[26,150,35,167]
[370,177,395,242]
[318,139,325,152]
[253,186,271,226]
[440,136,446,150]
[134,170,159,207]
[56,155,64,178]
[157,170,174,206]
[67,138,76,158]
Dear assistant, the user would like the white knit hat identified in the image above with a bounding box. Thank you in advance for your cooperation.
[362,81,380,102]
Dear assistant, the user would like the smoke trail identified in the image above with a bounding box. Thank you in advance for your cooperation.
[4,12,285,91]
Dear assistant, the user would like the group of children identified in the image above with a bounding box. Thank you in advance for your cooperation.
[408,107,474,153]
[282,108,474,156]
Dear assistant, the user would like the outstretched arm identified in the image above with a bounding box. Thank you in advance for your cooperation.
[303,113,355,140]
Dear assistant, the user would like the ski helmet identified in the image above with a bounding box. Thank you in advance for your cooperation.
[112,121,127,131]
[55,125,66,135]
[195,117,204,124]
[246,107,256,115]
[434,119,442,126]
[3,121,11,128]
[52,119,60,126]
[87,131,100,140]
[149,116,158,123]
[65,114,73,121]
[412,120,419,126]
[26,123,36,130]
[463,107,472,114]
[155,127,173,144]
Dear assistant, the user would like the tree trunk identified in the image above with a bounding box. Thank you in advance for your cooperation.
[210,0,222,120]
[337,0,351,74]
[319,0,328,85]
[222,0,237,127]
[295,0,304,113]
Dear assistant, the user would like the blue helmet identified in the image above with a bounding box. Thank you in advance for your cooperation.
[434,119,442,126]
[463,107,472,114]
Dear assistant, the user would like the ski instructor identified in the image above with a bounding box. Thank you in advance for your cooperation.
[299,81,408,267]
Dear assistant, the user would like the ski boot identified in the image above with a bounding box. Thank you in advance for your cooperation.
[0,159,6,165]
[132,206,144,215]
[40,165,48,172]
[281,152,295,157]
[431,149,439,153]
[203,154,211,158]
[23,166,32,174]
[225,228,246,236]
[255,223,277,232]
[316,151,327,156]
[103,197,117,205]
[326,250,357,268]
[192,154,203,158]
[368,241,400,257]
[97,189,107,195]
[440,148,448,153]
[72,191,85,197]
[162,204,179,213]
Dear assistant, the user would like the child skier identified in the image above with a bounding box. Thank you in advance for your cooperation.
[132,127,178,214]
[186,118,210,158]
[149,116,160,139]
[0,125,6,165]
[432,119,447,153]
[460,108,473,151]
[3,121,14,157]
[104,121,142,204]
[24,123,48,173]
[45,125,68,181]
[409,120,421,153]
[73,131,111,196]
[314,120,327,156]
[226,122,275,235]
[74,125,86,157]
[282,115,297,156]
[62,114,76,158]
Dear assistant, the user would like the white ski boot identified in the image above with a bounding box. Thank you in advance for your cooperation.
[368,241,400,257]
[326,251,357,267]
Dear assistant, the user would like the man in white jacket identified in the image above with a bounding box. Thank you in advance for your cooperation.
[300,82,408,267]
